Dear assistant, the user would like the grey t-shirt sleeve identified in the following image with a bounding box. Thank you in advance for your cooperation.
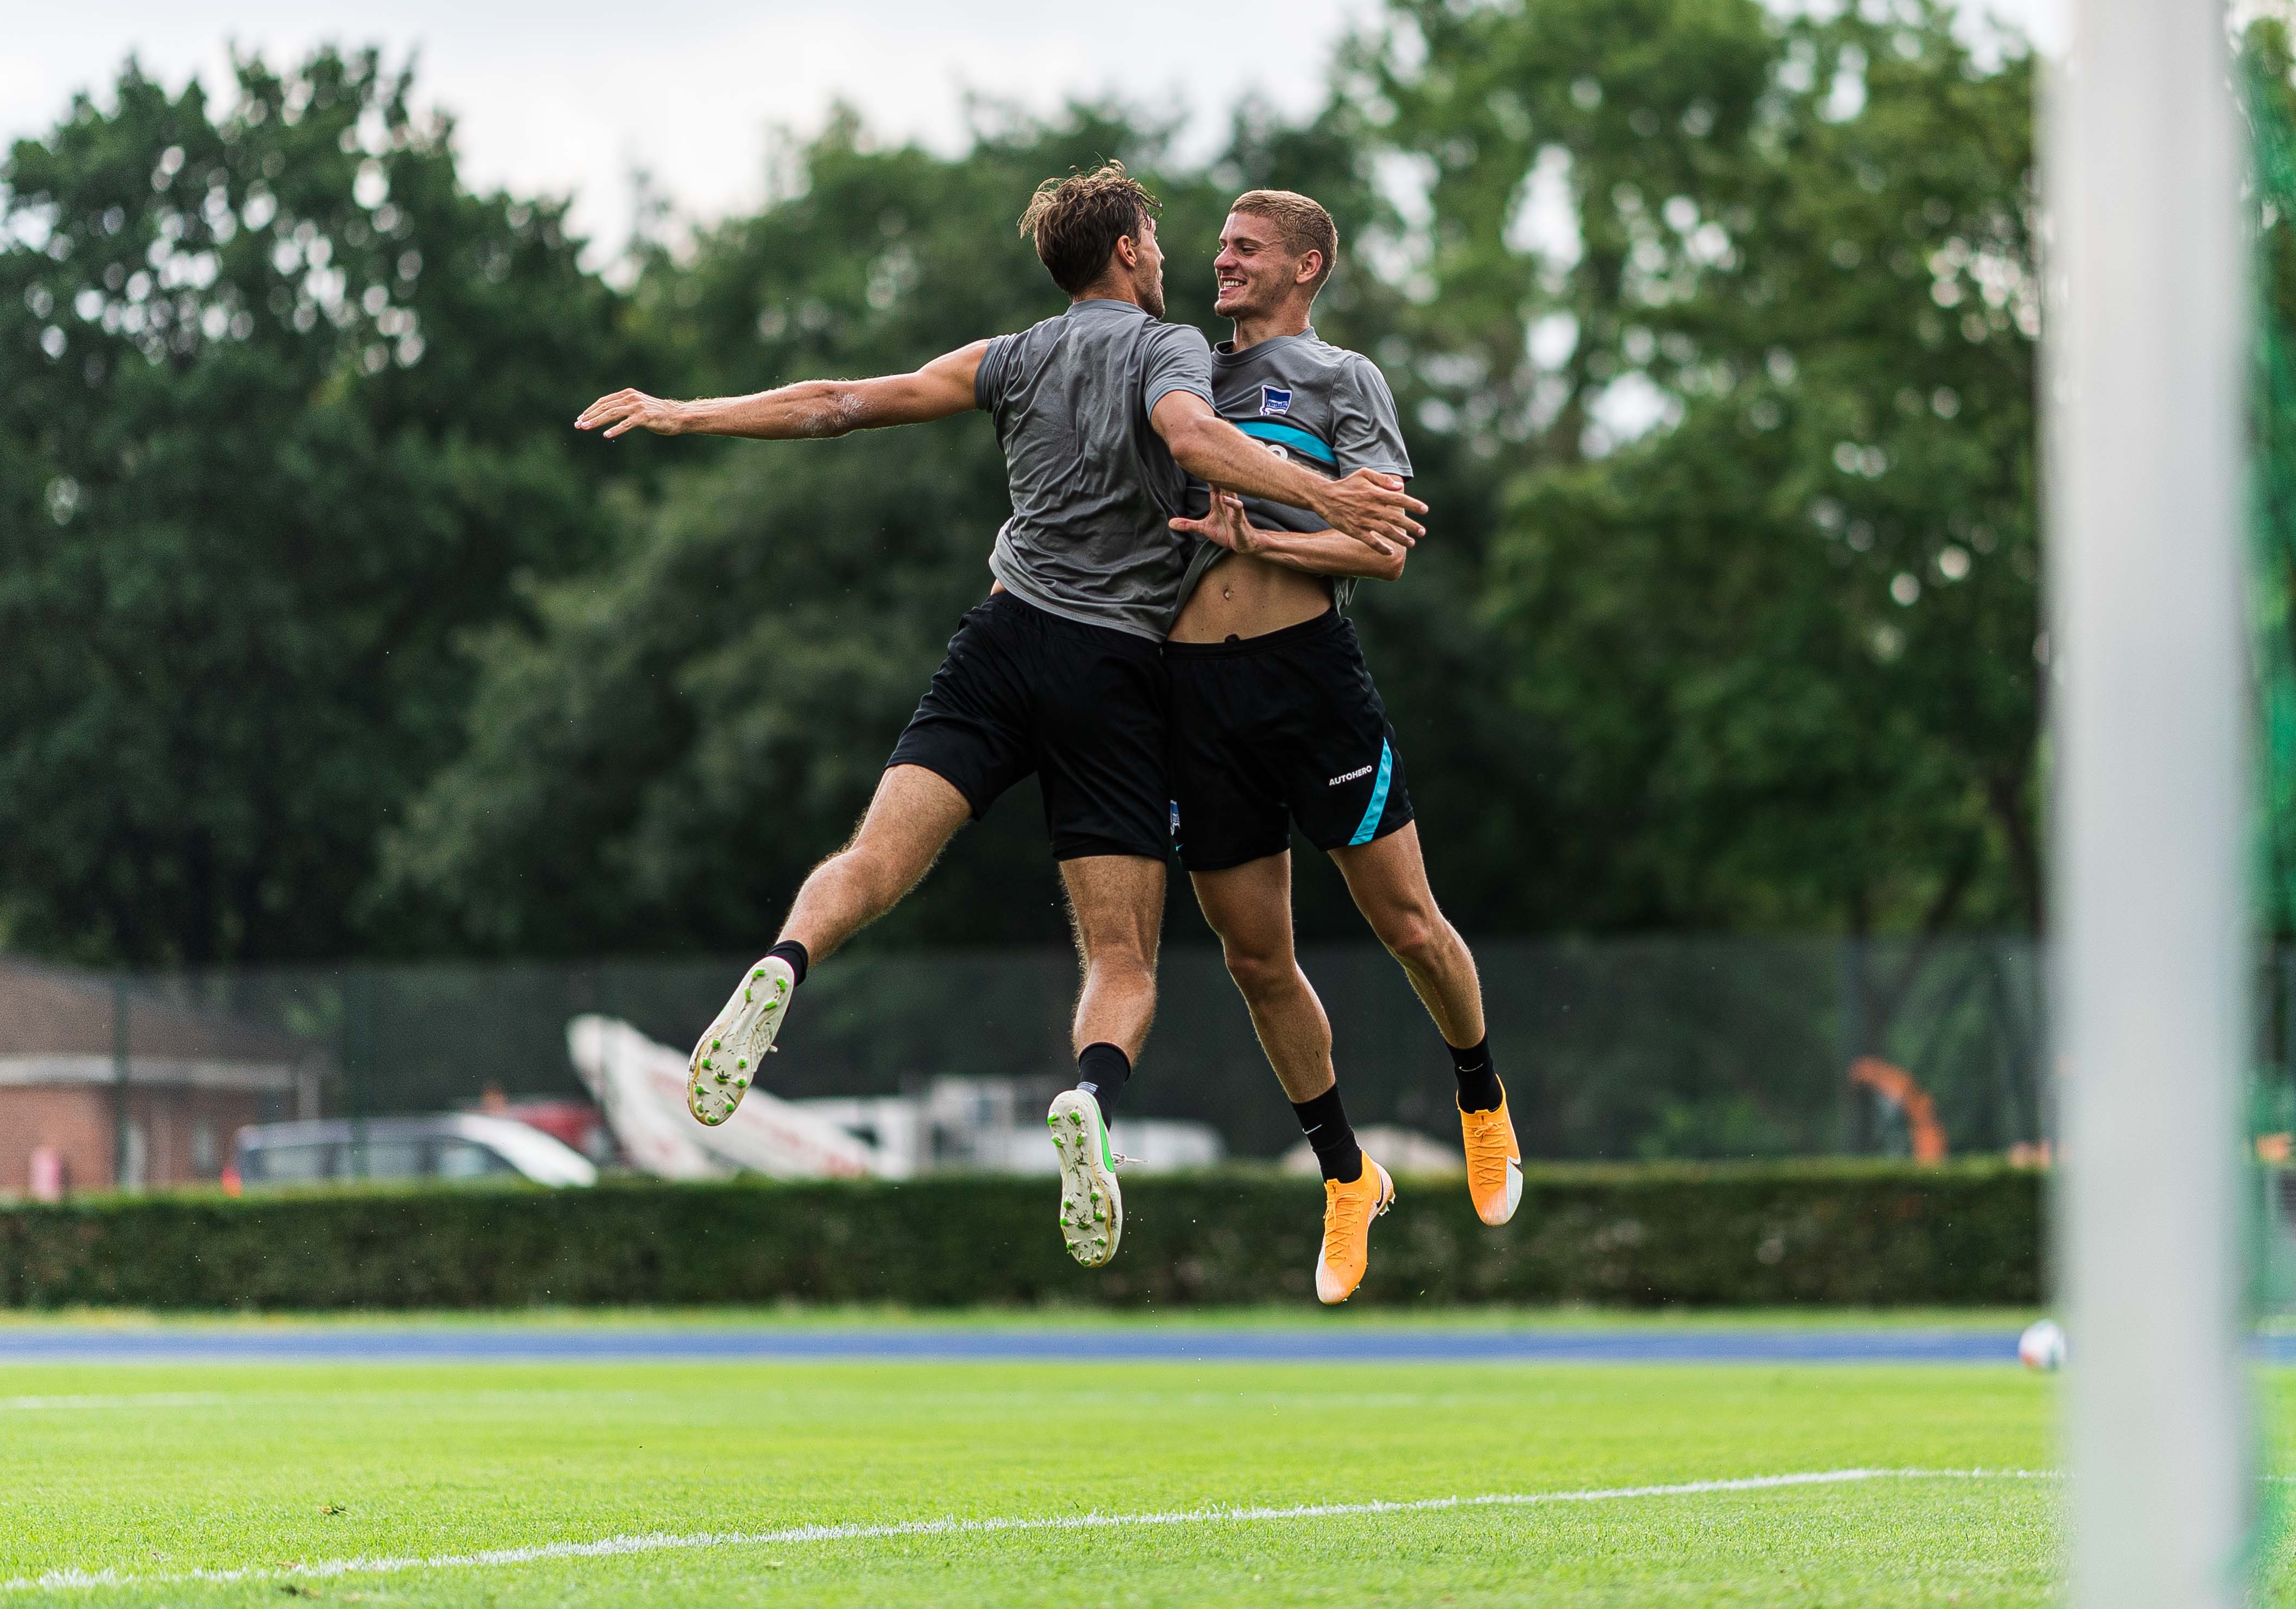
[1141,322,1216,417]
[974,334,1013,413]
[1332,357,1413,478]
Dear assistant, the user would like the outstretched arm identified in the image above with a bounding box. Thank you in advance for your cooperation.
[576,341,989,440]
[1171,491,1408,584]
[1149,392,1424,555]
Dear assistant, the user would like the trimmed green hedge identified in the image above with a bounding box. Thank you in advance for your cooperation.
[0,1162,2040,1309]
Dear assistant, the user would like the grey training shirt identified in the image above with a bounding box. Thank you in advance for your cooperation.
[976,297,1216,641]
[1181,327,1413,611]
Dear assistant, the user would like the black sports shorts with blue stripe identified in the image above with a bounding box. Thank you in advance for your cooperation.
[1164,608,1414,874]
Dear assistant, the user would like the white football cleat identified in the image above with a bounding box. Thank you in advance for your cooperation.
[688,956,797,1127]
[1046,1089,1124,1268]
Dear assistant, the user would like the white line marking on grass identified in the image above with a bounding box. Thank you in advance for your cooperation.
[1,1467,2059,1596]
[0,1394,223,1412]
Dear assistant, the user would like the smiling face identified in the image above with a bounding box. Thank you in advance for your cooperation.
[1213,211,1318,322]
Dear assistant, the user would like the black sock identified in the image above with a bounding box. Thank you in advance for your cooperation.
[1449,1035,1502,1113]
[766,939,810,988]
[1075,1042,1131,1123]
[1291,1085,1363,1184]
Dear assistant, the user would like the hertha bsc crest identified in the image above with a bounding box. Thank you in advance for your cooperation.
[1260,385,1292,416]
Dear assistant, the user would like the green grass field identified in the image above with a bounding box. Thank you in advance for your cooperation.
[1,1324,2286,1607]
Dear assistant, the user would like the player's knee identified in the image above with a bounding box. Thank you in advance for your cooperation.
[1084,938,1156,991]
[1380,910,1448,972]
[1221,943,1295,1002]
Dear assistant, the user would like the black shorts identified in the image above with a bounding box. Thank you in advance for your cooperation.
[887,590,1170,862]
[1166,609,1414,874]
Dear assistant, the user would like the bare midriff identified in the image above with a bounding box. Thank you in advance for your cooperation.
[1168,550,1334,643]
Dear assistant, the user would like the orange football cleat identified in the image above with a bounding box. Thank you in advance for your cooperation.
[1460,1082,1523,1226]
[1315,1155,1396,1305]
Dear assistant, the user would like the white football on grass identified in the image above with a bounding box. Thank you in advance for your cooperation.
[2018,1319,2066,1371]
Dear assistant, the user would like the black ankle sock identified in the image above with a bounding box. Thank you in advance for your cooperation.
[1291,1085,1363,1184]
[766,939,810,988]
[1449,1035,1502,1113]
[1075,1042,1131,1123]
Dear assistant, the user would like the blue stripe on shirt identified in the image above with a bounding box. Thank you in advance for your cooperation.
[1233,419,1337,465]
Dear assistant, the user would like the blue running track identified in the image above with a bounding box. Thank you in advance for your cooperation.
[0,1325,2033,1365]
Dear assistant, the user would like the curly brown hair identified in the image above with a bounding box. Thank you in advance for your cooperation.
[1018,162,1162,296]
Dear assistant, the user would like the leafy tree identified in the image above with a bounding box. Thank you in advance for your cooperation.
[5,11,2049,970]
[1356,0,2041,940]
[0,48,632,964]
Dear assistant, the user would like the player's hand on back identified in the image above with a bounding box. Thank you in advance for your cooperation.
[1316,468,1424,554]
[1169,490,1262,555]
[576,389,690,439]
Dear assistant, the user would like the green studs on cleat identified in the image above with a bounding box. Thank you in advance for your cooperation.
[733,1078,747,1091]
[1070,1112,1083,1128]
[754,968,765,980]
[712,1039,721,1051]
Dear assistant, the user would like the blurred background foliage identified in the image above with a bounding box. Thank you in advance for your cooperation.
[1,0,2046,967]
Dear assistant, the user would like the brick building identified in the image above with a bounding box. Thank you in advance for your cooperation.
[0,959,320,1197]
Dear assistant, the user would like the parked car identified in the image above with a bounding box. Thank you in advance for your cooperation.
[469,1095,618,1164]
[224,1114,598,1192]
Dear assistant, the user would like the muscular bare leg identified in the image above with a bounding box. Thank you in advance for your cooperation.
[1190,853,1338,1102]
[1191,850,1372,1269]
[1058,853,1166,1058]
[778,765,974,965]
[1044,853,1161,1270]
[1329,823,1485,1048]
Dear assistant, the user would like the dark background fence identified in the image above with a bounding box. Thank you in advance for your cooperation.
[144,935,2053,1163]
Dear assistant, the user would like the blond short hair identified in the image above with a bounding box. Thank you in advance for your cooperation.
[1230,189,1339,291]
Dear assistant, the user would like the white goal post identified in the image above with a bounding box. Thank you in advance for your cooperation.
[2048,0,2254,1600]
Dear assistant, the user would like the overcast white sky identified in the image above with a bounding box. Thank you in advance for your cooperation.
[3,0,2063,259]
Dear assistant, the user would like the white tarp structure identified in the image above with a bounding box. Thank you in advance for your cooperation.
[569,1015,1226,1182]
[566,1015,884,1180]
